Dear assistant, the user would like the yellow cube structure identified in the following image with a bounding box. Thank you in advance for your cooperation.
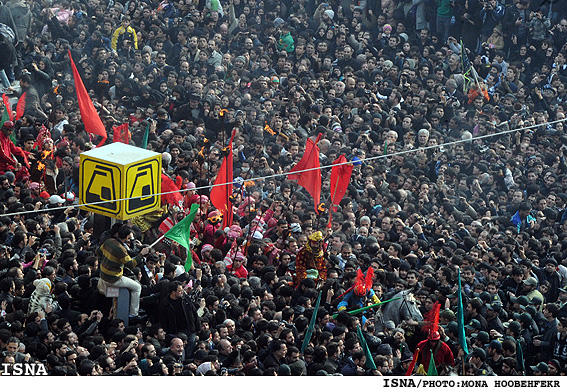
[79,142,161,220]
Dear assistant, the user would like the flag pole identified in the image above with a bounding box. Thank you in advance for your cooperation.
[148,234,166,248]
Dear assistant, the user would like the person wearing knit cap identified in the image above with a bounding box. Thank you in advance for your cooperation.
[201,244,214,265]
[234,56,246,67]
[382,24,392,40]
[273,17,285,28]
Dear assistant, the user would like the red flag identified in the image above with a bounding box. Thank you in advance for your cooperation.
[288,133,322,212]
[68,49,107,147]
[2,94,13,121]
[330,154,353,209]
[15,92,26,121]
[112,123,129,144]
[161,173,183,207]
[210,129,236,229]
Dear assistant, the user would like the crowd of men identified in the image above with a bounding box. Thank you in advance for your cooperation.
[1,0,567,377]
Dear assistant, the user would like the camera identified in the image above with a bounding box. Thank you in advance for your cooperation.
[220,367,239,375]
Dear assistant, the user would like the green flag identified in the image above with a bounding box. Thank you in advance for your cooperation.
[516,338,525,374]
[140,122,150,149]
[356,325,376,370]
[301,290,321,353]
[164,203,199,271]
[427,349,438,376]
[457,269,469,355]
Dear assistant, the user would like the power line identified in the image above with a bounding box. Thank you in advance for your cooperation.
[3,117,566,219]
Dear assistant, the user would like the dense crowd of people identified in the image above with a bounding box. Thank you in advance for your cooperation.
[1,0,567,377]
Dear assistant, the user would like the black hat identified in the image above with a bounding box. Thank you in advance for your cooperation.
[507,321,521,333]
[530,362,548,374]
[510,295,530,309]
[486,302,502,312]
[471,330,490,344]
[479,291,491,303]
[446,321,458,334]
[513,312,532,325]
[401,351,414,363]
[547,359,561,370]
[193,349,208,361]
[376,344,393,355]
[470,347,486,361]
[310,105,321,114]
[465,319,482,330]
[486,340,502,351]
[544,258,557,266]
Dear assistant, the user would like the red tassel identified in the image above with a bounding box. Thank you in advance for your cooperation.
[422,302,441,334]
[354,269,365,295]
[15,92,26,121]
[365,267,374,290]
[2,94,13,121]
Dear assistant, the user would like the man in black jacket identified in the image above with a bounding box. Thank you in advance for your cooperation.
[16,73,47,120]
[159,281,200,355]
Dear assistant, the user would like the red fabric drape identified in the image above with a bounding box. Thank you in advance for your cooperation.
[68,49,107,147]
[288,133,322,212]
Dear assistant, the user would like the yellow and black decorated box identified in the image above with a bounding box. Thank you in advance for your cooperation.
[79,142,161,220]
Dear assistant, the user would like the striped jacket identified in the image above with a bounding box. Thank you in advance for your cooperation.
[97,238,143,283]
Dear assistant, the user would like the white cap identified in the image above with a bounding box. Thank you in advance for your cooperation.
[49,195,65,204]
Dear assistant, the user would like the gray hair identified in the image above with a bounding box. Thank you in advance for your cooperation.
[162,152,172,166]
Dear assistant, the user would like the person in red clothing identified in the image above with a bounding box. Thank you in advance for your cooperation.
[0,121,28,174]
[227,252,248,278]
[415,329,455,373]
